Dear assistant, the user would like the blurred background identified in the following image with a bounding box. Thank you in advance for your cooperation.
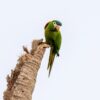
[0,0,100,100]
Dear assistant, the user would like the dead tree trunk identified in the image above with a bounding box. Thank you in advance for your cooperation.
[3,39,49,100]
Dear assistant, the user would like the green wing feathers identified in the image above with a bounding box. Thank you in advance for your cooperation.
[47,47,55,77]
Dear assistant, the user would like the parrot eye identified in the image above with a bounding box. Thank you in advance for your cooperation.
[53,22,56,25]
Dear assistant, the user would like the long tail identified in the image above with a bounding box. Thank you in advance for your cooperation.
[47,47,55,77]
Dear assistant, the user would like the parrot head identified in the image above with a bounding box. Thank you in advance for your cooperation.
[44,20,62,31]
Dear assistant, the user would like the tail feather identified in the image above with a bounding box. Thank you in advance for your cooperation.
[47,47,55,77]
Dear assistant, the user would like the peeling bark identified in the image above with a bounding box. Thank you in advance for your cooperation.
[3,39,49,100]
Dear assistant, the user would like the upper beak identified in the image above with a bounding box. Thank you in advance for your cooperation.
[55,25,61,31]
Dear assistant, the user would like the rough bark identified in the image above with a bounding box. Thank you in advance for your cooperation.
[3,39,49,100]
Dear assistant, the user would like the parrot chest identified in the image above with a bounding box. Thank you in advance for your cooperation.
[45,31,58,41]
[45,30,61,52]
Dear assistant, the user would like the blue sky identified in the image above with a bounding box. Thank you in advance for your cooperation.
[0,0,100,100]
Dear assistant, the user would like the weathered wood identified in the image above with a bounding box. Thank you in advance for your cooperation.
[3,39,49,100]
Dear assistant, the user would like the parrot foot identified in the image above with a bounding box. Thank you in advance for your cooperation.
[42,43,50,48]
[40,42,50,48]
[38,42,50,49]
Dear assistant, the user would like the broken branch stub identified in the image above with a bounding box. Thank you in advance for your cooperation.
[3,39,49,100]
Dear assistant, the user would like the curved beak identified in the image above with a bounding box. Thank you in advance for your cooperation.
[55,25,61,31]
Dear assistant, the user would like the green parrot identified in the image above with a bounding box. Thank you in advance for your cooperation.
[44,20,62,76]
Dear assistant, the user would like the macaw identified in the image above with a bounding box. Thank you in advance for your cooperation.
[44,20,62,76]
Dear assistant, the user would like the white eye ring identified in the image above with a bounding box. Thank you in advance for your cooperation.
[53,22,56,25]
